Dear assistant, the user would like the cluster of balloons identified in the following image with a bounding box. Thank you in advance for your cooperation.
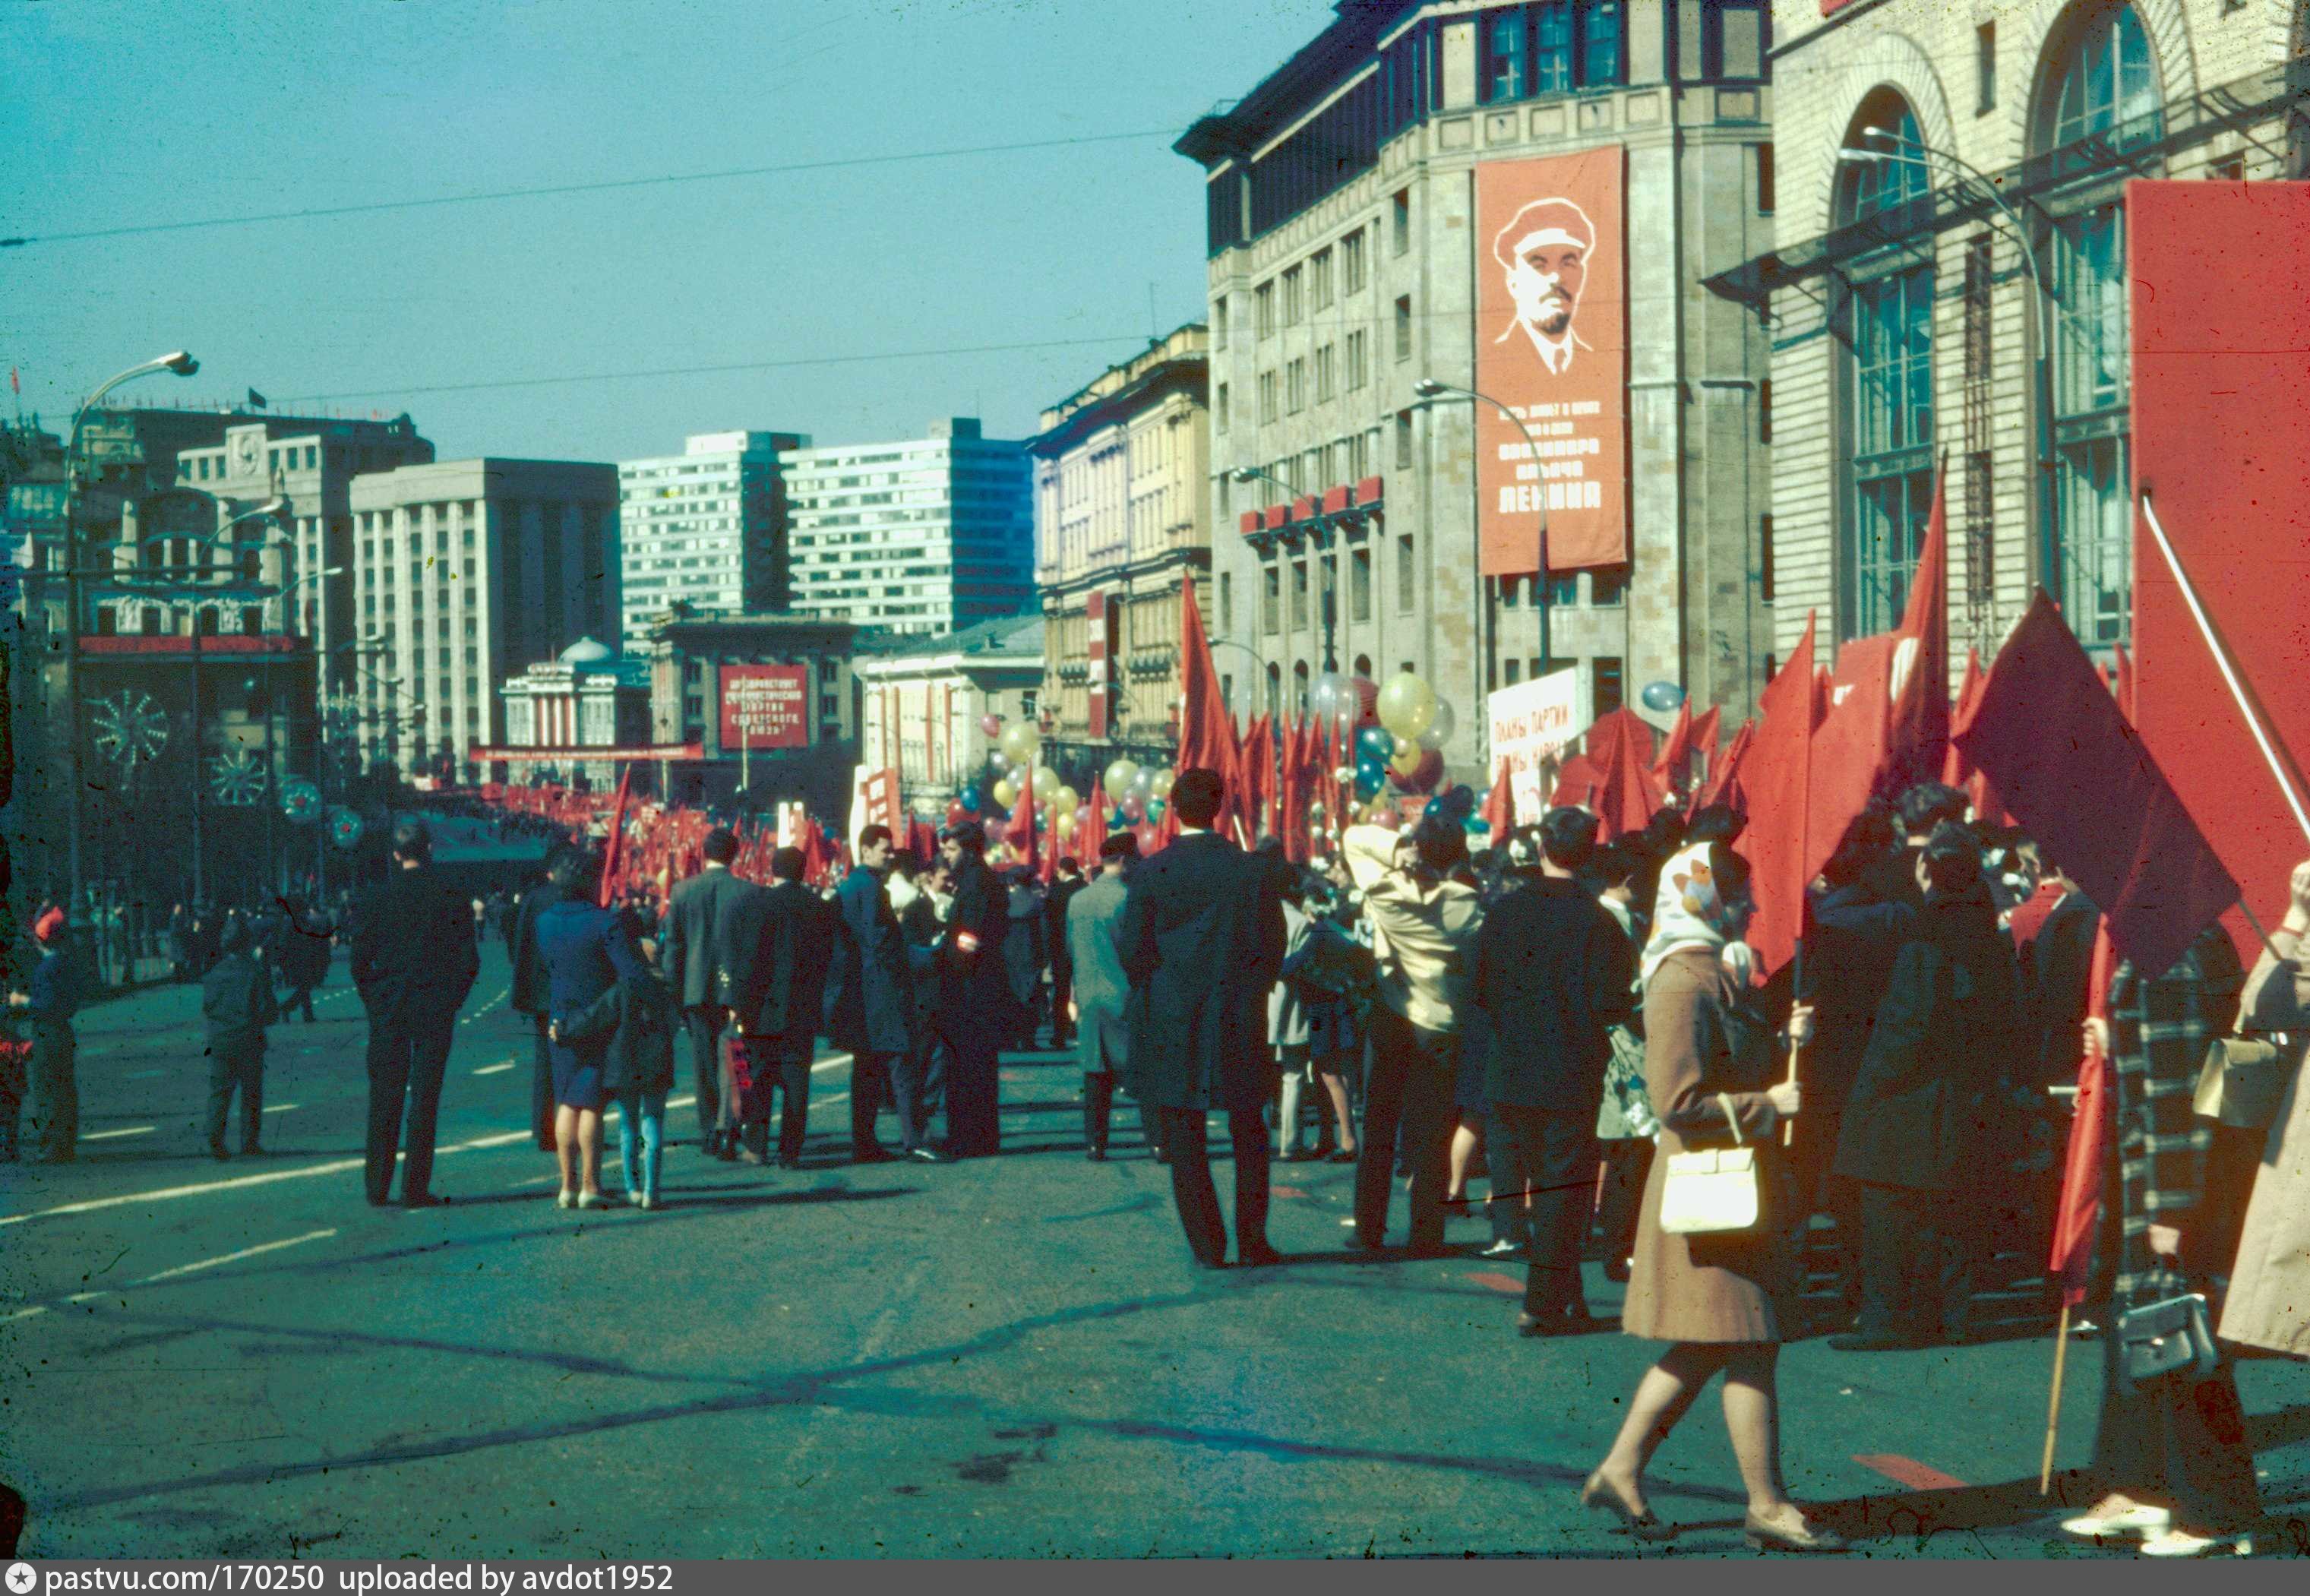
[1101,757,1173,824]
[1332,669,1452,804]
[1422,782,1487,837]
[959,716,1176,829]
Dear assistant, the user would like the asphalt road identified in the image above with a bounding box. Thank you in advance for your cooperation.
[5,945,2308,1559]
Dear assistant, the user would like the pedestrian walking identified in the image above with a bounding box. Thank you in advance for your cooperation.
[1830,823,2018,1351]
[825,824,928,1163]
[1589,841,1657,1284]
[350,820,481,1209]
[2220,858,2310,1361]
[2057,924,2262,1557]
[729,846,835,1168]
[931,823,1012,1158]
[508,852,573,1152]
[559,934,681,1209]
[1587,842,1841,1552]
[1271,880,1319,1161]
[662,827,766,1157]
[277,896,332,1024]
[201,919,278,1159]
[1116,768,1286,1269]
[8,909,80,1164]
[1046,858,1085,1051]
[1471,808,1636,1332]
[536,849,644,1208]
[1339,817,1484,1256]
[1067,832,1155,1161]
[1001,869,1047,1050]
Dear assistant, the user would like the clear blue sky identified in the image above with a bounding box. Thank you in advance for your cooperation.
[2,0,1332,460]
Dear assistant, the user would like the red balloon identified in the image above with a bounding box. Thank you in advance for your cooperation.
[944,800,965,827]
[1386,747,1446,795]
[1348,675,1381,729]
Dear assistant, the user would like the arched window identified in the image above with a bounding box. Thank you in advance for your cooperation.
[2037,2,2159,646]
[1836,91,1936,639]
[1264,662,1282,722]
[1292,660,1311,716]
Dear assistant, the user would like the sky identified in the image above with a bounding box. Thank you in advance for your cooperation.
[1,0,1335,460]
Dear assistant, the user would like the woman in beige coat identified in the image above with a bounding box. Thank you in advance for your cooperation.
[2220,858,2310,1358]
[1583,843,1841,1552]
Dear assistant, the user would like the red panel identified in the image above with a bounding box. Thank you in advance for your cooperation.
[1321,485,1351,515]
[1291,495,1318,521]
[1262,504,1288,530]
[2129,179,2310,962]
[1355,475,1385,506]
[81,634,307,655]
[1238,509,1262,536]
[1087,589,1113,741]
[718,663,809,749]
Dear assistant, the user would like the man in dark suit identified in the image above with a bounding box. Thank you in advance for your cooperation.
[1044,857,1086,1050]
[350,818,480,1208]
[826,823,929,1162]
[1066,833,1156,1160]
[932,821,1013,1158]
[1471,806,1635,1332]
[1117,768,1286,1268]
[662,826,764,1157]
[730,845,836,1168]
[506,849,571,1152]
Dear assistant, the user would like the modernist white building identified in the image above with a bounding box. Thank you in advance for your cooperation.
[782,417,1035,638]
[615,429,807,650]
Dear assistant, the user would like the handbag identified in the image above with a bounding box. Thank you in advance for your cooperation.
[1657,1093,1759,1236]
[2113,1292,2220,1392]
[2193,1035,2285,1130]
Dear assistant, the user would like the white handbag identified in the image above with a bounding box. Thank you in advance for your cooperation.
[1657,1093,1760,1236]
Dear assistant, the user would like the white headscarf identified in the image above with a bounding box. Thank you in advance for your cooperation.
[1638,842,1756,989]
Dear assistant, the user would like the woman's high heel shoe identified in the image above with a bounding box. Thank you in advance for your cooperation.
[1743,1506,1847,1553]
[1580,1473,1676,1542]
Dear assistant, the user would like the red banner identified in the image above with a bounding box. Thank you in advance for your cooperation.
[1474,146,1628,576]
[2128,179,2310,961]
[719,664,808,750]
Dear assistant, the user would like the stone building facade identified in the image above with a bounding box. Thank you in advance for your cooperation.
[1030,324,1210,789]
[1180,0,1780,779]
[855,615,1043,822]
[1721,0,2308,668]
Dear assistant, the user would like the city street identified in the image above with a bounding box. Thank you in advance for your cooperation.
[3,945,2305,1559]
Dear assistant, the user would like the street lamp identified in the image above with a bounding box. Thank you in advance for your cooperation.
[1413,375,1551,678]
[60,349,199,916]
[1231,463,1339,676]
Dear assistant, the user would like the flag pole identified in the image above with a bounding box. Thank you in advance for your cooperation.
[2040,1304,2071,1494]
[2139,494,2310,845]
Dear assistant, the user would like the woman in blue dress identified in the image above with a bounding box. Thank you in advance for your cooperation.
[536,849,643,1209]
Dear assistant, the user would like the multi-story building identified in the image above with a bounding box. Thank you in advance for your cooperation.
[1712,0,2308,668]
[1179,0,1779,779]
[1030,325,1212,789]
[488,637,656,792]
[855,615,1044,822]
[783,418,1035,638]
[349,457,620,782]
[639,612,861,814]
[615,429,808,650]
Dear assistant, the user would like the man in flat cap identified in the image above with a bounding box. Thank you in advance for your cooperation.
[1493,195,1595,377]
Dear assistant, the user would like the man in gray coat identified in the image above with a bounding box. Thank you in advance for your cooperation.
[1066,833,1158,1161]
[662,826,768,1158]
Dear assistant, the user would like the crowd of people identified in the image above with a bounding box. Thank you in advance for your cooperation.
[9,761,2306,1558]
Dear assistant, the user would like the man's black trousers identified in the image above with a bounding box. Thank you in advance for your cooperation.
[365,1009,457,1204]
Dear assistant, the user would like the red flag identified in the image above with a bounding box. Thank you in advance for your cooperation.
[1651,700,1694,786]
[1174,575,1240,834]
[1588,708,1664,842]
[1952,590,2238,978]
[1276,717,1310,863]
[1940,648,2010,826]
[1735,612,1821,977]
[1692,705,1722,770]
[1806,634,1892,876]
[1550,753,1605,809]
[1016,767,1040,878]
[1695,719,1753,816]
[1885,469,1951,790]
[1075,779,1108,866]
[2048,925,2116,1307]
[596,763,634,908]
[1480,757,1517,845]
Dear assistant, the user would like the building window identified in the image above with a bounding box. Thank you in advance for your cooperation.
[1392,189,1410,256]
[1482,7,1529,102]
[1755,144,1774,214]
[1214,295,1229,349]
[1759,378,1773,444]
[1591,564,1628,606]
[1256,281,1275,339]
[1259,370,1278,424]
[1977,21,1997,114]
[1287,359,1307,413]
[1262,567,1281,634]
[1291,561,1310,628]
[1218,572,1233,634]
[1351,548,1372,621]
[1342,228,1367,293]
[1282,265,1304,325]
[1396,534,1415,613]
[2048,2,2157,150]
[1837,93,1936,641]
[1316,343,1336,403]
[1265,662,1282,721]
[1311,247,1335,309]
[1580,0,1624,86]
[1591,655,1624,721]
[1345,330,1368,390]
[1215,382,1229,435]
[1395,409,1414,470]
[1701,0,1765,81]
[1394,295,1413,361]
[1504,657,1522,686]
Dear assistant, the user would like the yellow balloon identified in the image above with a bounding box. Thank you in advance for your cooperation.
[1054,785,1080,817]
[1389,744,1424,778]
[1032,765,1060,803]
[1376,671,1439,741]
[999,722,1039,766]
[991,777,1018,809]
[1147,767,1175,801]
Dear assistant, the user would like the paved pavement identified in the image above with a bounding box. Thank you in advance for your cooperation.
[5,946,2308,1558]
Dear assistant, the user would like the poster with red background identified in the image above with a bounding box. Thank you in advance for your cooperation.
[719,664,809,749]
[2128,179,2310,960]
[1474,146,1628,577]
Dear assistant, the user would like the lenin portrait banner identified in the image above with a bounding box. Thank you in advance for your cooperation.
[1474,146,1628,577]
[2128,179,2310,959]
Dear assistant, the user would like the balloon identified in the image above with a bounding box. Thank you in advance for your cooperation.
[1376,671,1439,741]
[1103,757,1141,798]
[988,751,1011,774]
[1334,764,1358,784]
[1465,812,1492,836]
[1118,791,1146,821]
[1442,783,1477,817]
[1415,698,1457,753]
[1348,675,1380,726]
[991,777,1018,809]
[999,722,1039,766]
[1389,743,1425,779]
[1354,760,1385,801]
[1032,765,1060,804]
[1388,747,1445,794]
[1054,785,1079,817]
[981,713,1004,737]
[1307,801,1326,823]
[959,785,981,814]
[1130,765,1155,799]
[1423,797,1445,821]
[1146,798,1165,824]
[1357,725,1397,763]
[1641,681,1686,714]
[945,800,965,826]
[1147,768,1174,801]
[1309,671,1353,722]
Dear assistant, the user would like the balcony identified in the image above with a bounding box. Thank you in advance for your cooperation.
[1239,475,1384,556]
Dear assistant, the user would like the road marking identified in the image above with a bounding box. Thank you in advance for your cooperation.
[131,1229,337,1285]
[473,1063,515,1076]
[83,1126,156,1142]
[2,1306,49,1325]
[263,1101,299,1114]
[1853,1454,1969,1492]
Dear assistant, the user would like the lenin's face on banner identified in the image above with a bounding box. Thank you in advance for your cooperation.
[1494,197,1595,374]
